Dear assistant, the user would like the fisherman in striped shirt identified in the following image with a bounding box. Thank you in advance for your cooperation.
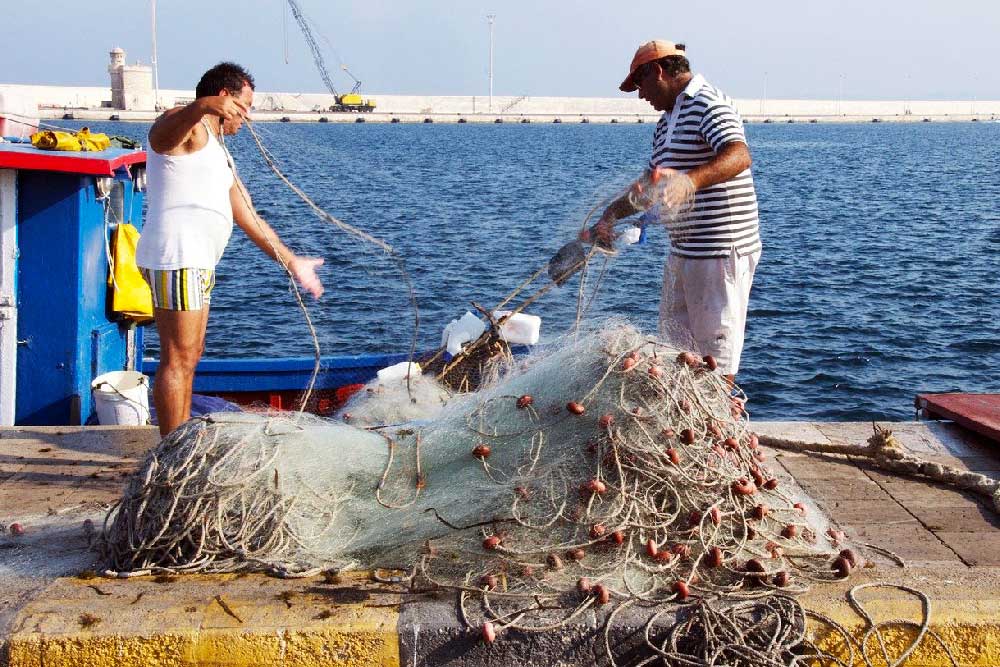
[590,40,761,386]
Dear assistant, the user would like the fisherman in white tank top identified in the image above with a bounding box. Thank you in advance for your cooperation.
[137,116,235,271]
[137,62,324,437]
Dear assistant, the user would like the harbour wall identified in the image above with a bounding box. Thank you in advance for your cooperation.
[2,84,999,124]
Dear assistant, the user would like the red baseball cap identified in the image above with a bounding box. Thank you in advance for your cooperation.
[619,40,686,92]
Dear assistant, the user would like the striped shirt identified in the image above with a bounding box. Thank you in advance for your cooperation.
[650,74,761,259]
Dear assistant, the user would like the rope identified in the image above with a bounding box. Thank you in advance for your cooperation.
[801,583,960,667]
[406,327,856,640]
[241,120,423,403]
[213,120,324,413]
[430,189,624,387]
[760,424,1000,513]
[434,171,698,386]
[99,414,355,576]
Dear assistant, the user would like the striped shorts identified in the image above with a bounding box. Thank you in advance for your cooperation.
[140,268,216,311]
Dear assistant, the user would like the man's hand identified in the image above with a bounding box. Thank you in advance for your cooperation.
[625,172,657,209]
[656,169,695,211]
[149,96,249,155]
[592,215,617,249]
[579,213,617,250]
[287,256,325,299]
[579,214,617,251]
[197,95,249,122]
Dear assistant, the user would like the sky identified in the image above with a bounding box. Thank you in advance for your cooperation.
[2,0,998,100]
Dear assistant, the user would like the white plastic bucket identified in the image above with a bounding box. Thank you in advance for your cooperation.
[91,371,150,426]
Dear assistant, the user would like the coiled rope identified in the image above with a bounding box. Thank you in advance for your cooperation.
[760,424,1000,514]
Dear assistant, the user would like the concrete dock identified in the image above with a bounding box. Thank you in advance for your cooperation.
[4,83,998,125]
[2,421,998,666]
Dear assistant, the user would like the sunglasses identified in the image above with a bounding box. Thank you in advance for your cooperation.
[631,62,659,88]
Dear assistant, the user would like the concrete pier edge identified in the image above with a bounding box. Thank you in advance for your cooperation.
[4,573,999,666]
[33,109,1000,125]
[4,83,999,125]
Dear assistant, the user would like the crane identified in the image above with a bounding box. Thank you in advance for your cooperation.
[285,0,375,112]
[341,65,363,95]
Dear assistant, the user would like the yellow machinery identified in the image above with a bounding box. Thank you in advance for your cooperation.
[331,93,375,113]
[333,69,376,112]
[287,1,376,112]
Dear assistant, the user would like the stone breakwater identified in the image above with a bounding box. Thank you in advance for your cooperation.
[3,84,999,124]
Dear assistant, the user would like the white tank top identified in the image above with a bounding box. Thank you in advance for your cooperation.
[136,121,235,270]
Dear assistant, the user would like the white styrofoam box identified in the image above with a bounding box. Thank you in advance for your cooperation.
[494,310,541,346]
[376,361,422,384]
[441,311,486,355]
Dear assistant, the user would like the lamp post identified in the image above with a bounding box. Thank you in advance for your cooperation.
[760,71,767,116]
[487,14,496,113]
[282,0,289,64]
[838,73,844,116]
[151,0,160,110]
[904,73,911,116]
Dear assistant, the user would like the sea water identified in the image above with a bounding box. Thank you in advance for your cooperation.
[75,120,1000,421]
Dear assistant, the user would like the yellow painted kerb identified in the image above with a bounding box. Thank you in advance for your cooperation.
[7,577,1000,667]
[806,597,1000,667]
[8,625,400,667]
[5,576,401,667]
[7,621,400,667]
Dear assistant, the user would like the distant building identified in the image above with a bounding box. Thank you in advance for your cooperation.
[108,47,154,111]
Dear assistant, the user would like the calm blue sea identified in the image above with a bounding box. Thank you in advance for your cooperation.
[77,120,1000,421]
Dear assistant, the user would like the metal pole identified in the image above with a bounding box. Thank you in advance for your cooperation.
[151,0,160,110]
[838,74,844,116]
[487,14,495,113]
[761,71,767,116]
[905,73,911,116]
[283,0,289,64]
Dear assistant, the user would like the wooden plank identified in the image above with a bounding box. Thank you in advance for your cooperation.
[916,393,1000,444]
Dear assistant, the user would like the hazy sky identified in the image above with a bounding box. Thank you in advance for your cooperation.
[3,0,998,100]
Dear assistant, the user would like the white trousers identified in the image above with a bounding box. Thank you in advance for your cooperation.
[658,248,761,376]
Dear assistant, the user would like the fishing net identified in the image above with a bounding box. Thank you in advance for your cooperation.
[101,322,853,605]
[335,371,452,427]
[89,122,983,665]
[96,119,909,664]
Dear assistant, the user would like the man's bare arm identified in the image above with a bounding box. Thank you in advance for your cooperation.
[602,193,642,223]
[148,96,248,155]
[587,143,749,246]
[229,178,325,298]
[685,142,752,191]
[581,173,649,246]
[230,177,294,264]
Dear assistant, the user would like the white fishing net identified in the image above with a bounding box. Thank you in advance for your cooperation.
[93,140,896,665]
[101,321,851,604]
[334,372,452,428]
